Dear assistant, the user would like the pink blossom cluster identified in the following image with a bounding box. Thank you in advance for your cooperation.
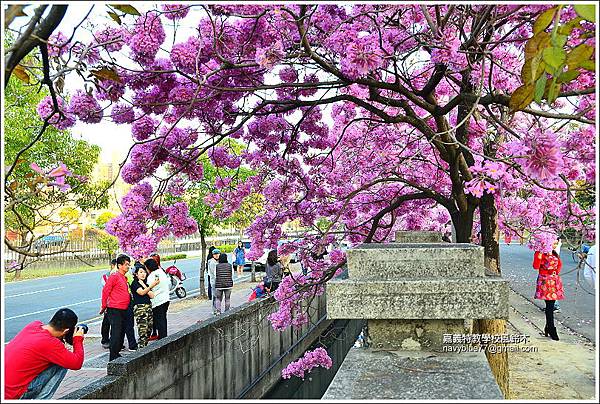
[30,162,74,192]
[111,104,135,124]
[47,32,69,57]
[68,91,103,123]
[341,38,384,79]
[36,96,75,130]
[128,11,166,66]
[208,147,241,169]
[170,37,203,74]
[522,132,563,180]
[161,4,190,20]
[93,26,125,52]
[131,115,158,141]
[281,347,333,379]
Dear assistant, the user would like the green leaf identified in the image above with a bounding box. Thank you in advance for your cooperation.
[533,7,557,34]
[521,56,546,85]
[566,44,595,70]
[534,75,548,105]
[90,67,122,83]
[107,11,122,25]
[557,17,582,35]
[579,60,595,71]
[111,5,141,16]
[546,79,561,105]
[542,46,566,73]
[509,84,534,112]
[557,70,580,83]
[524,32,551,61]
[574,5,596,22]
[551,34,567,48]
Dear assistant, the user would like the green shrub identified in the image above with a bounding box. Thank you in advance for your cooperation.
[216,244,235,253]
[162,253,187,261]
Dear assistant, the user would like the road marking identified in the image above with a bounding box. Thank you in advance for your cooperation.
[5,286,65,298]
[5,298,100,320]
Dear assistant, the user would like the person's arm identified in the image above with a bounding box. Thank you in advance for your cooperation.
[532,252,543,269]
[136,279,159,296]
[100,275,115,312]
[44,332,85,370]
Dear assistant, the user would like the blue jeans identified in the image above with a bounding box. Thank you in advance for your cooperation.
[20,364,67,399]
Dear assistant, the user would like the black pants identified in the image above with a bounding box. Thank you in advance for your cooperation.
[152,301,170,339]
[124,302,137,349]
[545,300,555,328]
[102,304,136,349]
[101,313,110,344]
[207,275,212,299]
[268,281,280,292]
[106,307,127,361]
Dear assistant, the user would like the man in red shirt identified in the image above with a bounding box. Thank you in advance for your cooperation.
[100,254,132,361]
[4,308,85,399]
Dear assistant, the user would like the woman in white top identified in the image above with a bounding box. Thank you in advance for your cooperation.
[145,258,171,339]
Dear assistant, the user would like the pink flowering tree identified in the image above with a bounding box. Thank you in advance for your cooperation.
[10,4,595,382]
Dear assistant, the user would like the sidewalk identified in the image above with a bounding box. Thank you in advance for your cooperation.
[54,279,258,399]
[507,289,596,399]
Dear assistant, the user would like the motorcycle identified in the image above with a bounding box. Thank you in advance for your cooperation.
[164,261,187,299]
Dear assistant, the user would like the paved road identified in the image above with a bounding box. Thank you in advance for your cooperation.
[500,243,595,341]
[3,256,257,342]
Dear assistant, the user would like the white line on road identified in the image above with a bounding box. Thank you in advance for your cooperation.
[5,298,101,321]
[5,286,65,298]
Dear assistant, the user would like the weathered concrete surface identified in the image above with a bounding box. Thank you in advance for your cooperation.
[327,278,509,320]
[323,349,503,400]
[368,319,467,350]
[395,231,442,243]
[63,294,329,399]
[346,243,486,279]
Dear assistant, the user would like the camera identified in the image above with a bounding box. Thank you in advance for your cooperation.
[76,323,89,334]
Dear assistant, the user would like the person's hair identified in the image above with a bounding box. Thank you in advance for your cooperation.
[49,308,78,345]
[208,245,216,256]
[144,258,159,272]
[110,258,117,266]
[134,266,148,277]
[238,241,243,247]
[267,250,278,266]
[150,253,161,267]
[218,253,228,263]
[116,254,130,267]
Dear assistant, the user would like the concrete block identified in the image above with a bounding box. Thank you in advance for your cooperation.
[346,243,485,279]
[395,231,442,243]
[322,349,503,400]
[368,319,467,350]
[326,278,509,320]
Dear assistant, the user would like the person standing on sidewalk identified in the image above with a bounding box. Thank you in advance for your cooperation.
[4,308,85,399]
[208,248,220,315]
[146,258,171,339]
[131,265,159,348]
[532,238,564,341]
[265,250,283,292]
[214,252,234,314]
[233,241,246,277]
[207,246,216,300]
[100,254,132,361]
[100,258,117,349]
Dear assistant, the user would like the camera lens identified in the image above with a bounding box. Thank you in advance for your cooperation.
[77,323,89,334]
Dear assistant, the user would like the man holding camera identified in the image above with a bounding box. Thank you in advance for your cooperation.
[100,254,132,361]
[4,308,85,399]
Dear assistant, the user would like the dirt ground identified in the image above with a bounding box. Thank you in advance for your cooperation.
[507,291,596,400]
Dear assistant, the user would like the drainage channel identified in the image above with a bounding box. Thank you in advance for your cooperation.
[262,318,366,399]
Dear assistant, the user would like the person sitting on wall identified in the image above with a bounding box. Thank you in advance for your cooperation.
[4,308,85,399]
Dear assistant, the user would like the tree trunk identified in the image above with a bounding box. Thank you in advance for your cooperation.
[199,229,207,299]
[450,208,474,243]
[251,261,256,283]
[475,191,509,398]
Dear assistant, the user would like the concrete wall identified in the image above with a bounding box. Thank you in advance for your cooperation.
[63,294,329,399]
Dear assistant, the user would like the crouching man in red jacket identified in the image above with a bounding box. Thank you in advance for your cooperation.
[4,308,85,399]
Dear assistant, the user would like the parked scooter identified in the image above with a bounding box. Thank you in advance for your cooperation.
[165,261,187,299]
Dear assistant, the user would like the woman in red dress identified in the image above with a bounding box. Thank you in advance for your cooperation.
[532,238,564,340]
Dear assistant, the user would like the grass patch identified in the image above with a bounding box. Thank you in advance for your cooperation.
[4,264,108,283]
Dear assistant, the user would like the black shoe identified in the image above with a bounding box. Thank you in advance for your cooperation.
[547,326,560,341]
[544,326,549,337]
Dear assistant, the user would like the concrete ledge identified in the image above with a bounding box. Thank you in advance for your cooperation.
[323,348,503,400]
[347,244,485,279]
[326,278,509,320]
[395,231,442,243]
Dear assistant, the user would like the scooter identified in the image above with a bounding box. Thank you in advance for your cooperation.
[164,261,187,299]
